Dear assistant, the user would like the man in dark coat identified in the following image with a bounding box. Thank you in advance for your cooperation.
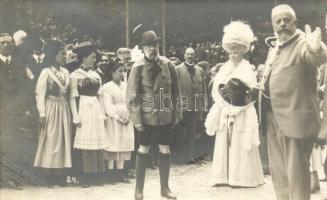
[24,37,47,132]
[0,33,27,136]
[0,33,28,189]
[175,48,208,163]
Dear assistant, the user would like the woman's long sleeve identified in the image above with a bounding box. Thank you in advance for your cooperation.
[35,69,48,118]
[98,86,107,118]
[69,75,80,124]
[102,86,119,120]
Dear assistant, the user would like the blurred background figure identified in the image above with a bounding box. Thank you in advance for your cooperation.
[0,33,28,189]
[116,47,132,80]
[176,47,208,164]
[13,30,27,47]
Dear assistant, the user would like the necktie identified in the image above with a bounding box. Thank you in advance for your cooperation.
[150,63,161,81]
[144,56,161,80]
[5,58,12,79]
[185,62,195,80]
[38,56,42,64]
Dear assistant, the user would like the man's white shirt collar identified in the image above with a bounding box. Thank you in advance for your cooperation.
[0,54,12,64]
[33,53,45,63]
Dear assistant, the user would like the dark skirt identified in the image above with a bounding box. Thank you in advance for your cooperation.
[76,150,105,173]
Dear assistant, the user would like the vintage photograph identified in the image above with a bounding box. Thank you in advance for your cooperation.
[0,0,326,199]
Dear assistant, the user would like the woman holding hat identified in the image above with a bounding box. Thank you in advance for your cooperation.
[33,40,72,187]
[99,57,134,184]
[70,41,107,186]
[205,21,264,187]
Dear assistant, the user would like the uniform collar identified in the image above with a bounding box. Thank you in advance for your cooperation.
[276,29,300,49]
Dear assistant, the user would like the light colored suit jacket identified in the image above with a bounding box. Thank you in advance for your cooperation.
[259,30,327,139]
[126,56,182,127]
[319,65,327,139]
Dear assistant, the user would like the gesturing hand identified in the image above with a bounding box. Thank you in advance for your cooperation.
[305,24,322,52]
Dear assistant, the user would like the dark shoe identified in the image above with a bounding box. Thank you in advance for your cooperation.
[93,174,104,186]
[135,192,143,200]
[213,183,229,187]
[158,153,177,200]
[203,154,212,161]
[78,174,91,188]
[106,171,116,185]
[116,170,130,183]
[9,181,23,190]
[186,157,196,164]
[174,154,185,165]
[46,175,56,189]
[135,152,148,200]
[161,188,177,199]
[147,160,157,169]
[93,181,104,186]
[125,170,136,179]
[80,183,90,188]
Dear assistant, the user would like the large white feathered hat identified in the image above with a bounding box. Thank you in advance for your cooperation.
[222,21,254,52]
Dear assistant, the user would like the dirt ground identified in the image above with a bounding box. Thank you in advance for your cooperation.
[0,161,326,200]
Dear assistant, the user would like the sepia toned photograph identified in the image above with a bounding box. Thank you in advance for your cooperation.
[0,0,326,199]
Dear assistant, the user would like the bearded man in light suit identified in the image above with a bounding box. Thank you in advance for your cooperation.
[259,4,327,200]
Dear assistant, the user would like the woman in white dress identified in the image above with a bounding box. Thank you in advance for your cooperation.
[34,40,72,187]
[100,57,134,183]
[70,42,107,186]
[205,21,264,187]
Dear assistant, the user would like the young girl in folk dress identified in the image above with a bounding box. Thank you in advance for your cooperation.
[70,42,107,186]
[34,41,72,187]
[205,21,264,187]
[100,57,134,183]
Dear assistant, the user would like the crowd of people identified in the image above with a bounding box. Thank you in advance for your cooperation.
[0,3,327,200]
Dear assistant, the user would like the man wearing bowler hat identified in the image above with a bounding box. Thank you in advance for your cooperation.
[126,30,181,200]
[259,4,327,200]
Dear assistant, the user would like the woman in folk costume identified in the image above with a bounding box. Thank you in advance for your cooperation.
[205,21,264,187]
[70,41,107,186]
[34,40,72,187]
[99,57,134,183]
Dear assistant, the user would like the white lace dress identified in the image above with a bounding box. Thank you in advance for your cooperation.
[100,81,134,161]
[205,59,264,187]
